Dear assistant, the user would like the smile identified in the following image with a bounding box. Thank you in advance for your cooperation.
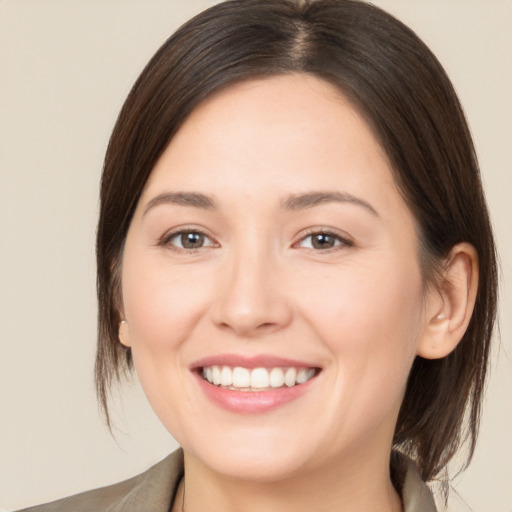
[201,366,317,391]
[192,355,321,413]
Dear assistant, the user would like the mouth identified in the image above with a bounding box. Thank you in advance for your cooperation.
[200,365,318,391]
[191,355,321,413]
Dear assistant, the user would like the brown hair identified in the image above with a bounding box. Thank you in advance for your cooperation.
[95,0,498,483]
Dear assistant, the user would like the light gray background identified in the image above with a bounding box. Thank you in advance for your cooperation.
[0,1,510,510]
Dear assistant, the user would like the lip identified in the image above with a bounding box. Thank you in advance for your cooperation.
[190,354,319,370]
[191,354,321,414]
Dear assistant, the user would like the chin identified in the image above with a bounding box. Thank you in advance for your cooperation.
[180,425,317,483]
[203,449,310,483]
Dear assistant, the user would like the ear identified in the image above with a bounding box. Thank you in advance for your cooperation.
[417,243,479,359]
[118,320,132,348]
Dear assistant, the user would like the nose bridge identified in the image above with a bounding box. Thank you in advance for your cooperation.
[213,235,291,336]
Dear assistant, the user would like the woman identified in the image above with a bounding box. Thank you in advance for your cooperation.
[18,0,498,511]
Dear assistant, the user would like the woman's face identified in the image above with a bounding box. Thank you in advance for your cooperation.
[120,74,433,481]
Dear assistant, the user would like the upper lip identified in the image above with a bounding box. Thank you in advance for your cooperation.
[190,354,320,370]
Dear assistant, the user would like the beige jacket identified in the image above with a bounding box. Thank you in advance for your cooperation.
[18,449,437,511]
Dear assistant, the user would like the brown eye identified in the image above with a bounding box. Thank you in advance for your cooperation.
[166,231,215,250]
[311,233,337,249]
[297,231,352,250]
[181,232,205,249]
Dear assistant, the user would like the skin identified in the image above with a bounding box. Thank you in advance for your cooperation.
[118,74,476,512]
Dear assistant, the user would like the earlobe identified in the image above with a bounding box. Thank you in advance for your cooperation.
[118,319,132,347]
[417,243,479,360]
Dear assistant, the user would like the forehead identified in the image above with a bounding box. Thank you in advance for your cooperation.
[139,74,400,215]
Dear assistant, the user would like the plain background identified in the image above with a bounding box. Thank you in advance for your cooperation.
[0,1,510,510]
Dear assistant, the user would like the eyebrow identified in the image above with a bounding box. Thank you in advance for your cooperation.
[142,190,378,217]
[282,191,379,216]
[143,192,217,216]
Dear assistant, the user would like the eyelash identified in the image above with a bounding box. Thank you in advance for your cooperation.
[159,228,353,252]
[294,229,353,252]
[159,228,217,251]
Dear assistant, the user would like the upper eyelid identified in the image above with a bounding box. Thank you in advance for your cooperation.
[159,227,217,246]
[157,226,353,248]
[292,229,354,253]
[295,227,353,243]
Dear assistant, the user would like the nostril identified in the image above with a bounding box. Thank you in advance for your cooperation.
[217,320,285,338]
[258,322,277,329]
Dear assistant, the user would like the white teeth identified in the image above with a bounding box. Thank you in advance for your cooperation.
[232,367,250,388]
[251,368,270,388]
[269,368,285,388]
[201,365,316,390]
[212,366,222,385]
[297,368,315,384]
[221,366,233,386]
[284,367,297,387]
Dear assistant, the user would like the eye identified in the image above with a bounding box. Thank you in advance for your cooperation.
[296,231,352,250]
[164,230,216,250]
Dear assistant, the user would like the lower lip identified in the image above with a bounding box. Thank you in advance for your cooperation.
[194,372,318,414]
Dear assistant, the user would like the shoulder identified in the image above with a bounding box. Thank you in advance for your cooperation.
[398,453,476,512]
[399,454,438,512]
[17,449,184,512]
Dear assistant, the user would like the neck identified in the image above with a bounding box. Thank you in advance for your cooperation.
[178,449,402,512]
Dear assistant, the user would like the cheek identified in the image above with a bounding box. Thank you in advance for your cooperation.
[304,262,425,442]
[122,255,214,354]
[119,251,217,437]
[304,257,423,337]
[300,259,425,392]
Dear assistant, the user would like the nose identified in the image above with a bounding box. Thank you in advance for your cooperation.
[212,248,293,338]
